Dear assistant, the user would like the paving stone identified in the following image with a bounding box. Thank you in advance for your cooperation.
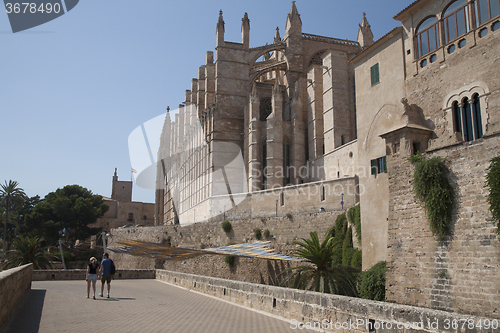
[4,280,314,333]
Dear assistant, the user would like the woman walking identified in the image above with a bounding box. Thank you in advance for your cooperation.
[86,257,100,299]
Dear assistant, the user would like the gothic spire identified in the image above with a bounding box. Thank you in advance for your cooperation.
[285,1,302,38]
[274,27,281,43]
[242,12,250,27]
[289,1,299,20]
[241,12,250,47]
[357,12,374,48]
[216,10,225,46]
[217,10,224,32]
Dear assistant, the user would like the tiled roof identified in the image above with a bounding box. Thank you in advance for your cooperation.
[393,0,421,20]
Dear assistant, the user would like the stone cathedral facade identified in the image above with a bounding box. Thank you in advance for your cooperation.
[155,2,365,227]
[151,0,500,317]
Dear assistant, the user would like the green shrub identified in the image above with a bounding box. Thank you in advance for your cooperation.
[359,261,386,301]
[341,227,354,266]
[164,236,171,245]
[350,249,362,268]
[224,255,235,267]
[330,214,347,265]
[408,154,454,241]
[263,229,271,239]
[342,248,357,267]
[486,155,500,235]
[221,220,232,233]
[53,250,75,263]
[334,214,348,238]
[254,228,262,240]
[347,204,361,245]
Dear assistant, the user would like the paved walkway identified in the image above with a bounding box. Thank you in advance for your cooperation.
[4,279,315,333]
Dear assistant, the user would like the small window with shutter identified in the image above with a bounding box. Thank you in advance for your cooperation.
[370,156,387,176]
[370,63,380,86]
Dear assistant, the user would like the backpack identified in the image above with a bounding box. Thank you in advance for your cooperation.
[110,260,116,275]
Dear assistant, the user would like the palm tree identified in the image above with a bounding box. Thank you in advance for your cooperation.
[280,231,358,296]
[0,180,27,255]
[4,236,52,269]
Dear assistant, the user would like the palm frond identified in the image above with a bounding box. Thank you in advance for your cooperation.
[280,231,358,296]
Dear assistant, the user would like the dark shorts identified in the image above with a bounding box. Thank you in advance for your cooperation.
[101,274,112,284]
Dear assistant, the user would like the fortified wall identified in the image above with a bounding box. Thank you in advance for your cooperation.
[385,132,500,319]
[382,7,500,318]
[108,209,350,285]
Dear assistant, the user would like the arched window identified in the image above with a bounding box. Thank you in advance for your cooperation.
[475,0,500,25]
[416,16,440,58]
[444,0,470,43]
[462,97,474,142]
[127,213,133,221]
[472,93,483,139]
[452,94,483,142]
[452,101,462,133]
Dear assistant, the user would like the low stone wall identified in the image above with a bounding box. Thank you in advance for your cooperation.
[156,269,499,333]
[32,269,155,281]
[0,264,33,333]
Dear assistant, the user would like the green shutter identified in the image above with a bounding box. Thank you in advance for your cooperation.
[371,63,379,86]
[370,159,377,175]
[383,156,387,173]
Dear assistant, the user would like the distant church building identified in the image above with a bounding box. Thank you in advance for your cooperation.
[154,0,500,318]
[93,169,155,230]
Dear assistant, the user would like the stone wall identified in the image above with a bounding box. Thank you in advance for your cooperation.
[386,134,500,318]
[0,264,32,333]
[108,209,349,285]
[156,269,498,332]
[94,200,155,230]
[32,269,155,281]
[178,176,358,225]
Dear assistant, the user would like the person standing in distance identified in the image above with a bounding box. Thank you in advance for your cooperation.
[86,257,99,299]
[99,253,115,298]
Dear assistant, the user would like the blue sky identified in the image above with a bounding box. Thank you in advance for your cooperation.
[0,0,415,203]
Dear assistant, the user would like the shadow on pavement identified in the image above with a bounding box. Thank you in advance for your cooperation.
[99,297,136,301]
[4,289,46,333]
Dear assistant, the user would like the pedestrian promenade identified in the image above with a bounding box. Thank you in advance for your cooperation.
[4,279,314,333]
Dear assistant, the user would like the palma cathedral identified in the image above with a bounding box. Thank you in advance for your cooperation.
[155,2,367,227]
[151,0,500,317]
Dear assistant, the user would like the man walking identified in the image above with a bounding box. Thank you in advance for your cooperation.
[99,253,115,298]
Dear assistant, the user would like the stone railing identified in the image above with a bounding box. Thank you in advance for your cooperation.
[249,42,284,51]
[0,264,33,333]
[302,33,360,47]
[33,269,155,281]
[156,269,498,332]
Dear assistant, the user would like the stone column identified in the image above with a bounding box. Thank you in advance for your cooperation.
[322,50,351,153]
[307,65,324,159]
[248,85,261,191]
[266,81,284,188]
[291,78,306,184]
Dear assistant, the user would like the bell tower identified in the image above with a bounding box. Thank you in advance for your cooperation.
[111,168,132,202]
